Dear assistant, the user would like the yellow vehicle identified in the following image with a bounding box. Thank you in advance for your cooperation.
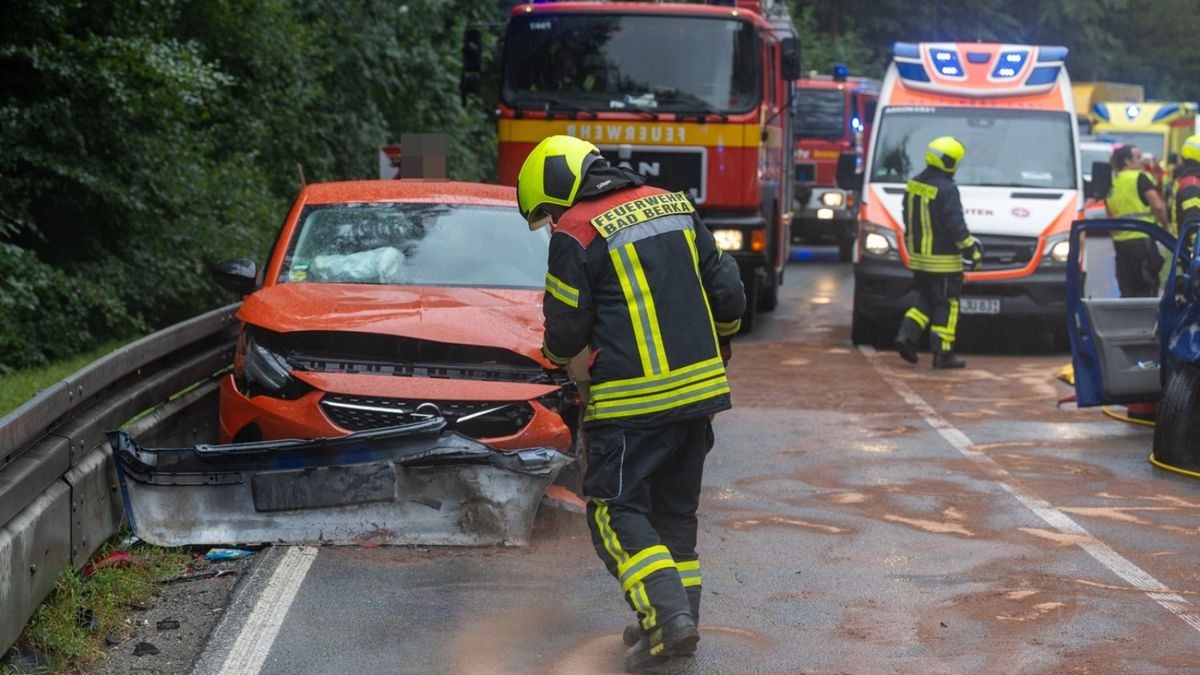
[1092,101,1198,169]
[1072,81,1143,133]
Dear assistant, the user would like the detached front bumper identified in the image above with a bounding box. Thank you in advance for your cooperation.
[854,257,1068,320]
[109,417,573,548]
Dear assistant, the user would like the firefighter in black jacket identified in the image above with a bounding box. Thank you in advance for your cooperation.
[1172,135,1200,233]
[517,135,745,672]
[894,136,983,369]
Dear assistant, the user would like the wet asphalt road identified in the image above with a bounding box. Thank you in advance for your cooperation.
[198,254,1200,674]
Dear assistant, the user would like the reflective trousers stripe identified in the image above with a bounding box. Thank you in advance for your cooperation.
[591,356,725,400]
[676,559,701,588]
[619,545,676,593]
[545,272,580,308]
[932,298,959,351]
[904,308,930,330]
[595,502,662,629]
[611,243,668,376]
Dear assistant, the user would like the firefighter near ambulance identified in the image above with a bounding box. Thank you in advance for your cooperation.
[894,137,983,369]
[517,135,745,671]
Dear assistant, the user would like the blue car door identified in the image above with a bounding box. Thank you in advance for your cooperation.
[1066,218,1177,406]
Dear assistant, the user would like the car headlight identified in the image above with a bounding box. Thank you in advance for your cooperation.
[243,337,306,398]
[859,222,899,260]
[821,192,845,207]
[712,229,744,251]
[1042,234,1071,265]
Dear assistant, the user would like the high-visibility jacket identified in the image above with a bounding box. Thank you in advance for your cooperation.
[542,184,746,426]
[1109,169,1157,242]
[901,167,976,273]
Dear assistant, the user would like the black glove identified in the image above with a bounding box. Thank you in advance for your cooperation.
[962,239,984,272]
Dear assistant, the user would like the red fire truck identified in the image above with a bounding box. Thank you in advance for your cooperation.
[790,70,880,261]
[466,0,800,331]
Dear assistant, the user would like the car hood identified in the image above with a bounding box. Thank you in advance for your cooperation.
[239,283,547,364]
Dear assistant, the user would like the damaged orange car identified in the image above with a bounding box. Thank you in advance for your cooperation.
[110,181,578,548]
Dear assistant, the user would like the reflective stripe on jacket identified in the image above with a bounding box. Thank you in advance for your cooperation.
[902,167,974,273]
[542,185,746,426]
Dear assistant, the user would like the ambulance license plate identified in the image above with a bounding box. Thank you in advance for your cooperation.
[960,298,1001,315]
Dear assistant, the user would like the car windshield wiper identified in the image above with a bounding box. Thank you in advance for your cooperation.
[655,91,729,121]
[607,100,658,119]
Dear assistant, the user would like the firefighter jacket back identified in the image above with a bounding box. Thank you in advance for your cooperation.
[902,166,975,273]
[1171,161,1200,232]
[542,184,746,427]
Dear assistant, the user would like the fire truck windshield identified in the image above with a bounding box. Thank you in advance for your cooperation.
[795,89,845,138]
[501,14,760,115]
[870,107,1076,190]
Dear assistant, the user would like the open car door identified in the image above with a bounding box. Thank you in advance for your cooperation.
[1066,218,1177,407]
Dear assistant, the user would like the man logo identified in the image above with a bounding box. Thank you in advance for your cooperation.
[616,160,662,177]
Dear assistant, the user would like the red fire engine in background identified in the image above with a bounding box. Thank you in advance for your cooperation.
[790,69,879,261]
[464,0,801,331]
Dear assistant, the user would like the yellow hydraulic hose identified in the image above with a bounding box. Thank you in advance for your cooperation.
[1148,453,1200,479]
[1100,405,1156,428]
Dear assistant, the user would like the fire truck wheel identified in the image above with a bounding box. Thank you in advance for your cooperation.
[1153,364,1200,473]
[758,266,779,312]
[740,271,760,334]
[850,301,889,346]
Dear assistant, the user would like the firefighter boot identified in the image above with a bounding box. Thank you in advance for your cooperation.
[624,586,703,647]
[624,613,700,673]
[932,351,966,369]
[894,319,922,365]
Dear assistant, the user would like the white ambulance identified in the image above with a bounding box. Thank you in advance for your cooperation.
[849,42,1082,346]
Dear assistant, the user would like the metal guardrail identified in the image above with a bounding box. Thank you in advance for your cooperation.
[0,303,240,652]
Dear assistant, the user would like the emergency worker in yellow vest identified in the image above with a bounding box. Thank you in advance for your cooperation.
[894,137,982,369]
[1107,144,1169,297]
[517,135,745,672]
[1169,135,1200,237]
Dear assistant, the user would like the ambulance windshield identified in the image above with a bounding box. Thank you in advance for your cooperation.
[501,13,760,115]
[870,107,1077,189]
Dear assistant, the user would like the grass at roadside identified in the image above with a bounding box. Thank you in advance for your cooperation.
[11,530,190,673]
[0,339,131,417]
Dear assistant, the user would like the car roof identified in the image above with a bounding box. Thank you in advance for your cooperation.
[299,181,517,207]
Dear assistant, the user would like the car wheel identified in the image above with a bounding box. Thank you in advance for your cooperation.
[1153,363,1200,473]
[851,296,891,346]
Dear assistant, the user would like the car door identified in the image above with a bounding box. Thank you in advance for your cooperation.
[1067,218,1177,407]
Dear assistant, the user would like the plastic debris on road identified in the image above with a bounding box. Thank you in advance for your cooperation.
[204,548,255,560]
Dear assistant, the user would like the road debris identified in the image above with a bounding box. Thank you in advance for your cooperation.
[132,641,160,657]
[155,619,180,631]
[204,548,255,561]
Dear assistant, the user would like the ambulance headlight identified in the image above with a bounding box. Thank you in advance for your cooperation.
[859,221,899,260]
[712,229,744,251]
[1043,234,1071,265]
[821,192,845,207]
[864,232,891,255]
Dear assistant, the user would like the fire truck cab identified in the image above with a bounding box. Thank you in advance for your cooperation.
[791,69,880,261]
[850,42,1082,346]
[476,0,800,332]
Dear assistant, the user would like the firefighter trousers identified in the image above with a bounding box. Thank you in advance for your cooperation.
[1113,237,1163,298]
[897,271,963,353]
[583,417,711,634]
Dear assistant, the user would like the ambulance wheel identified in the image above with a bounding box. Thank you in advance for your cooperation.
[1153,364,1200,473]
[851,302,888,346]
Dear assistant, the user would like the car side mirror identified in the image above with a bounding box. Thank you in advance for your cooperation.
[780,37,801,81]
[1086,161,1112,201]
[460,28,483,105]
[836,152,863,192]
[212,258,259,295]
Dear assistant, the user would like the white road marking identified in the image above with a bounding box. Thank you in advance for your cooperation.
[218,545,318,675]
[860,346,1200,635]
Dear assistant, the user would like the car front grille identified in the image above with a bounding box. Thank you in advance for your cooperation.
[975,234,1038,271]
[320,394,534,438]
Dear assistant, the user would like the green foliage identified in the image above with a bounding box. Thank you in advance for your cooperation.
[0,0,498,369]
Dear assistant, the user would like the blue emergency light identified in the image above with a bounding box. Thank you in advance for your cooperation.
[833,63,848,82]
[991,50,1028,79]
